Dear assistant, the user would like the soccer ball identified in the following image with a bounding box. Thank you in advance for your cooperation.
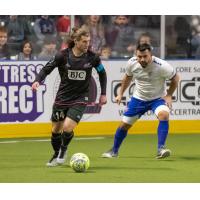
[70,153,90,172]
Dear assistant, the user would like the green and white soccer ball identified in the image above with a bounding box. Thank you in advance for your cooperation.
[70,153,90,172]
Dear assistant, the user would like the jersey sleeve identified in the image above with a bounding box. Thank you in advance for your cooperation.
[93,55,105,73]
[161,62,176,80]
[34,51,65,83]
[92,54,107,95]
[126,58,135,77]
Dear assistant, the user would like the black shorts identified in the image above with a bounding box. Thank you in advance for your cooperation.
[51,104,86,123]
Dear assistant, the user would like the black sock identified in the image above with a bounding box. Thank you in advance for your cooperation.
[60,131,74,157]
[51,132,62,156]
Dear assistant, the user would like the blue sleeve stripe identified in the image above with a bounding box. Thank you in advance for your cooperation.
[96,63,105,72]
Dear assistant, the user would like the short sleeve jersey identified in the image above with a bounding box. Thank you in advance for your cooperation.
[126,56,176,101]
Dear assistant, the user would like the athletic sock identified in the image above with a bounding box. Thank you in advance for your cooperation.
[112,127,128,154]
[59,131,74,158]
[51,132,62,156]
[157,120,169,150]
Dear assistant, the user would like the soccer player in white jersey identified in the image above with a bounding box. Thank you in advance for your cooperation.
[102,43,180,159]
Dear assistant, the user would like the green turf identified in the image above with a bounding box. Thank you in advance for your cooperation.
[0,134,200,183]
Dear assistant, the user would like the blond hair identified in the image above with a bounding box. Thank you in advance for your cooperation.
[68,27,90,48]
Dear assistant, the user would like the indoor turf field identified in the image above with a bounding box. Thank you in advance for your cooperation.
[0,134,200,183]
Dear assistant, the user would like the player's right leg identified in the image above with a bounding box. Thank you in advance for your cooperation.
[46,107,66,167]
[46,121,64,167]
[101,122,131,158]
[102,97,143,158]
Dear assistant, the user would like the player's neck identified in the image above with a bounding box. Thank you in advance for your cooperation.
[72,47,84,57]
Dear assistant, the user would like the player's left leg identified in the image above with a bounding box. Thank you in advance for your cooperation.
[57,104,86,164]
[152,99,171,159]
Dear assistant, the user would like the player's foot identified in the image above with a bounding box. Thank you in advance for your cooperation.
[56,149,67,165]
[101,148,118,158]
[46,153,59,167]
[156,148,171,159]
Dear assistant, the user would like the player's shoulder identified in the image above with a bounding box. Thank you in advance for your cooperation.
[55,48,68,60]
[127,56,138,66]
[152,56,170,67]
[87,50,101,65]
[87,50,99,59]
[60,48,69,56]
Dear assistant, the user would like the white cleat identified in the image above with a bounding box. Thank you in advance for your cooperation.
[56,158,65,165]
[56,149,67,165]
[46,158,58,167]
[156,148,171,159]
[101,149,118,158]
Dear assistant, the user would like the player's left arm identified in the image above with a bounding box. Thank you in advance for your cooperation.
[163,73,180,109]
[93,56,107,106]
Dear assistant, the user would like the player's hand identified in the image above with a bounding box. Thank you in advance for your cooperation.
[99,95,107,106]
[115,95,123,105]
[162,95,172,109]
[31,81,40,91]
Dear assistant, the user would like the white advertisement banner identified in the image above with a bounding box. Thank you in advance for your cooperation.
[0,60,199,123]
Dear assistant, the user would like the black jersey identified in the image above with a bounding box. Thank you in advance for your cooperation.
[35,48,107,107]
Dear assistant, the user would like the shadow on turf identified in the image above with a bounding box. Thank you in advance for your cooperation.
[111,156,175,162]
[53,164,174,172]
[91,166,174,171]
[176,156,200,161]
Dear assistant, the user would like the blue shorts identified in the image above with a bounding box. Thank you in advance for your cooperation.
[123,97,169,125]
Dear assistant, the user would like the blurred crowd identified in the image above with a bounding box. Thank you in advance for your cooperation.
[0,15,200,61]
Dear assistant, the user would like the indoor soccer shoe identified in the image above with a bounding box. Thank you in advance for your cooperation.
[156,148,171,159]
[101,148,118,158]
[46,153,59,167]
[56,149,67,165]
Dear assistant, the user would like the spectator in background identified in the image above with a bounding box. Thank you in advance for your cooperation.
[137,32,152,45]
[105,15,135,58]
[81,15,106,54]
[56,15,70,40]
[136,32,160,57]
[6,15,25,42]
[60,34,70,50]
[190,16,200,59]
[33,15,57,49]
[16,40,37,60]
[6,15,26,55]
[174,16,192,58]
[100,45,111,60]
[38,37,57,60]
[56,15,71,50]
[0,26,10,60]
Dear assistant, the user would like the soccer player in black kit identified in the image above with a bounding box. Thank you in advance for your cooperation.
[32,27,107,167]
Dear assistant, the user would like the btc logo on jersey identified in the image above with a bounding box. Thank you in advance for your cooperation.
[68,70,86,80]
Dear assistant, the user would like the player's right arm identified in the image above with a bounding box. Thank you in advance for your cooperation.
[116,74,133,105]
[31,81,40,90]
[116,58,135,105]
[32,51,66,91]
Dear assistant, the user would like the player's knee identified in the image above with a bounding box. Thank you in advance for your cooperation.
[52,123,63,133]
[157,111,169,121]
[63,123,76,133]
[119,122,132,131]
[63,126,74,133]
[63,117,78,132]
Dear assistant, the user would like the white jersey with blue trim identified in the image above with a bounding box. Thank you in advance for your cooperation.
[126,56,176,101]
